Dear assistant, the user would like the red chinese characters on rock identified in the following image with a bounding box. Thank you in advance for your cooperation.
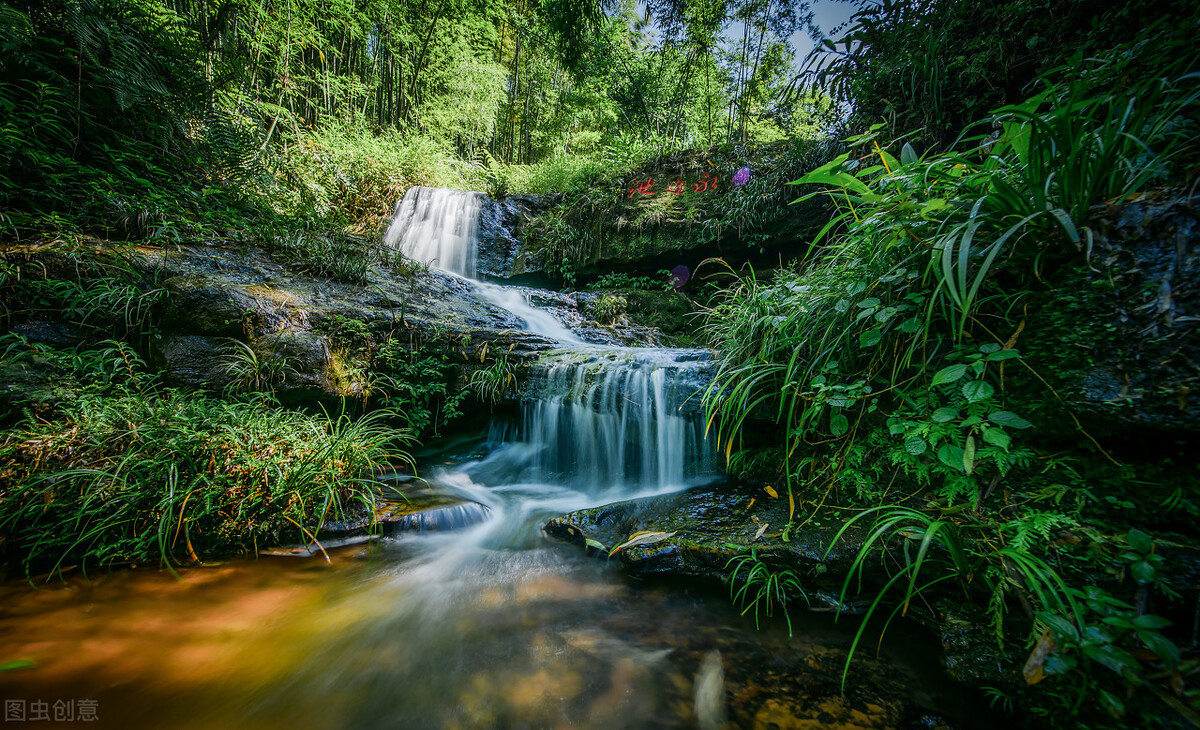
[626,171,720,196]
[627,178,656,197]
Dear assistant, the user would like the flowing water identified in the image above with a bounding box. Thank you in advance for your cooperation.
[0,187,982,729]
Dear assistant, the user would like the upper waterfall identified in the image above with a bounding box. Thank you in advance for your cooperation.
[384,186,487,278]
[383,186,582,344]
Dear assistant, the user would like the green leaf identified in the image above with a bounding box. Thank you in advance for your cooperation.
[1132,614,1172,630]
[963,435,976,474]
[938,444,966,472]
[1130,560,1156,585]
[897,317,921,334]
[584,538,607,551]
[1039,613,1079,642]
[986,349,1020,361]
[932,407,958,423]
[859,329,882,347]
[989,411,1032,429]
[962,380,995,402]
[1081,644,1140,675]
[1098,689,1125,718]
[856,297,881,308]
[900,142,918,167]
[830,413,850,437]
[982,427,1011,449]
[931,364,968,386]
[904,437,927,456]
[0,659,35,672]
[1126,528,1153,554]
[1139,631,1180,669]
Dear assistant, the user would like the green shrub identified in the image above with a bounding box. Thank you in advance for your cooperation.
[0,386,413,578]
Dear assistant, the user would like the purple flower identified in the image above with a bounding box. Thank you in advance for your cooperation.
[669,265,690,289]
[733,167,750,186]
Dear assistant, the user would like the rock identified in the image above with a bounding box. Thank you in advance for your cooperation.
[492,141,838,283]
[157,334,236,390]
[0,238,678,403]
[1053,188,1200,435]
[543,481,872,591]
[0,356,78,412]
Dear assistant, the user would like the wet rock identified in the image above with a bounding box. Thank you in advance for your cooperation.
[543,481,872,591]
[1060,188,1200,434]
[935,601,1017,688]
[9,319,86,347]
[0,356,77,411]
[157,334,235,390]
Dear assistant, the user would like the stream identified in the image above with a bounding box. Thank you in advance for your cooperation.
[0,187,983,729]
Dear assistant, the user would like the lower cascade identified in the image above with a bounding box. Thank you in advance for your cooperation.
[515,347,715,494]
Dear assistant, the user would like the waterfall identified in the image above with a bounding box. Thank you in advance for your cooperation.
[384,186,581,344]
[384,186,487,278]
[384,185,717,504]
[517,348,715,494]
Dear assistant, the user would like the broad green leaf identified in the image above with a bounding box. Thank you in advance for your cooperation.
[1081,644,1139,675]
[982,427,1011,449]
[585,538,607,551]
[986,349,1021,361]
[0,660,34,672]
[859,329,882,347]
[1130,560,1156,585]
[989,411,1032,429]
[856,297,881,308]
[900,142,918,167]
[1132,614,1172,630]
[932,407,958,423]
[963,435,976,474]
[1039,613,1080,642]
[962,380,995,402]
[1098,689,1125,718]
[931,364,967,386]
[904,437,927,456]
[830,413,850,436]
[1139,631,1180,669]
[938,444,966,472]
[1126,528,1153,554]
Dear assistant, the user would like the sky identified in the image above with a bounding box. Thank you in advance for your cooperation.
[788,0,858,62]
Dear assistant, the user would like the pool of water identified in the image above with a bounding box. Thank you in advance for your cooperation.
[0,517,984,730]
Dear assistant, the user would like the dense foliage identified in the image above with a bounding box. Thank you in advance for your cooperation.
[0,0,832,239]
[1,0,1199,725]
[702,18,1200,728]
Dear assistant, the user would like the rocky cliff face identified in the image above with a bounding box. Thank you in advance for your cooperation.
[0,239,678,407]
[1024,187,1200,439]
[480,140,837,285]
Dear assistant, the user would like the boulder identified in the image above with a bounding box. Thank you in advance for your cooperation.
[543,481,873,602]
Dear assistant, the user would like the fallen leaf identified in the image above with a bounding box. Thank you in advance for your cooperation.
[754,522,769,541]
[763,485,779,499]
[609,531,677,556]
[1022,628,1056,685]
[585,538,607,551]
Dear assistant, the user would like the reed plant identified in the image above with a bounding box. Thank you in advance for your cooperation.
[0,380,413,578]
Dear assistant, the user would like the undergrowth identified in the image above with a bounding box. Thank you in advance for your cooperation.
[0,342,413,579]
[704,39,1200,727]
